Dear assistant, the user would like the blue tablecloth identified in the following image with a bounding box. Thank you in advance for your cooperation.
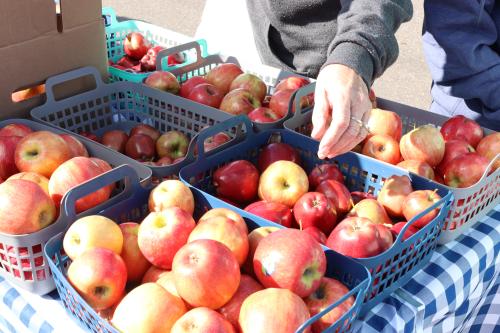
[1,206,499,333]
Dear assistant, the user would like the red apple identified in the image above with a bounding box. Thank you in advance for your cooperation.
[377,175,413,218]
[351,191,377,204]
[293,192,337,234]
[0,136,21,179]
[362,134,401,165]
[396,160,435,180]
[78,131,100,143]
[125,134,155,161]
[213,160,259,203]
[229,73,267,102]
[220,88,262,115]
[7,172,49,196]
[244,200,294,227]
[115,56,139,69]
[348,198,392,225]
[366,108,403,141]
[203,132,231,152]
[141,265,170,284]
[140,45,165,72]
[59,134,89,158]
[443,152,490,188]
[400,125,445,167]
[156,271,186,307]
[302,227,327,245]
[391,222,419,241]
[316,180,353,216]
[248,107,282,123]
[257,142,301,172]
[436,140,475,175]
[172,239,241,309]
[101,130,129,153]
[123,32,151,60]
[130,124,161,142]
[156,131,189,160]
[168,52,185,66]
[243,226,280,275]
[274,76,310,92]
[269,89,294,118]
[0,124,32,137]
[199,208,248,236]
[308,163,344,189]
[187,83,224,108]
[119,223,151,283]
[402,190,442,228]
[172,307,235,333]
[205,63,244,95]
[180,76,208,98]
[144,71,180,94]
[440,115,484,148]
[254,228,326,297]
[476,132,500,171]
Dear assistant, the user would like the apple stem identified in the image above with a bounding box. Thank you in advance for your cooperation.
[298,220,303,231]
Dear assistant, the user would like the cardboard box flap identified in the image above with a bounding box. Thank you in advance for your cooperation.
[59,0,102,29]
[0,0,56,48]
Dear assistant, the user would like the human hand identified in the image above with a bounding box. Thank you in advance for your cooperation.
[311,64,372,159]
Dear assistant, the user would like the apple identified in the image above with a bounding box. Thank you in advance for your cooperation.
[396,160,435,180]
[48,157,112,212]
[155,271,185,306]
[7,172,49,195]
[254,228,326,297]
[269,89,294,118]
[123,32,151,60]
[0,136,21,179]
[244,200,294,227]
[258,160,309,207]
[362,134,401,165]
[68,247,127,310]
[130,124,161,142]
[138,208,196,269]
[203,132,231,152]
[302,227,327,245]
[400,125,445,167]
[326,217,393,258]
[78,131,100,143]
[219,274,263,330]
[156,131,189,160]
[199,208,248,236]
[304,277,354,333]
[377,175,413,218]
[125,134,155,161]
[187,83,224,108]
[180,76,208,98]
[308,163,344,189]
[213,160,260,203]
[220,88,262,115]
[274,76,310,92]
[15,131,72,178]
[205,63,244,95]
[141,265,170,284]
[248,107,282,123]
[119,223,151,283]
[172,307,235,333]
[443,152,490,188]
[402,190,442,228]
[440,115,484,148]
[258,142,301,172]
[476,132,500,171]
[115,56,139,69]
[59,134,88,158]
[0,124,32,137]
[188,215,249,266]
[0,179,56,235]
[172,239,241,309]
[391,222,419,241]
[348,198,392,225]
[436,140,475,175]
[168,52,185,66]
[140,45,165,72]
[229,73,267,102]
[239,288,310,333]
[243,226,280,275]
[366,108,403,141]
[351,191,377,204]
[144,71,180,94]
[101,130,129,153]
[316,180,353,216]
[293,192,337,234]
[112,283,186,333]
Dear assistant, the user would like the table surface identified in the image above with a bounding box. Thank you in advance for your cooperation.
[1,205,499,333]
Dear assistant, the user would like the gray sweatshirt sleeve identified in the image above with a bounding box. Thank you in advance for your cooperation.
[324,0,413,87]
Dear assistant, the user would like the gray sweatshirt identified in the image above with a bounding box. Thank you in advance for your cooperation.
[246,0,413,87]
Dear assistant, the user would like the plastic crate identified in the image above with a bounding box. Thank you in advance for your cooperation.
[30,66,235,180]
[0,119,151,295]
[179,116,453,315]
[44,164,371,333]
[283,82,499,244]
[102,7,198,83]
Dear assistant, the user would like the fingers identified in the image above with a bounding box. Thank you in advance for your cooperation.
[330,105,371,157]
[311,88,329,141]
[317,92,351,159]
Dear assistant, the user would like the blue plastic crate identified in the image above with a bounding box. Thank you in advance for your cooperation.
[179,116,454,316]
[44,165,371,333]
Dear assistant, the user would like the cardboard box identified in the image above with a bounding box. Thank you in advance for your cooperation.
[0,0,108,119]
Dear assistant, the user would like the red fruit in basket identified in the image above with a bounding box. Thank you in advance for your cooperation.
[156,130,189,160]
[243,226,280,275]
[213,160,259,203]
[119,222,151,283]
[15,131,72,178]
[244,200,294,227]
[302,227,327,245]
[156,156,174,166]
[293,192,337,235]
[308,163,344,189]
[199,208,248,236]
[168,52,186,66]
[142,265,170,284]
[172,307,235,333]
[391,222,419,241]
[144,71,181,94]
[101,130,129,153]
[376,224,394,251]
[248,107,282,123]
[400,125,445,167]
[0,136,21,179]
[59,134,89,157]
[269,89,294,118]
[229,73,267,103]
[436,140,475,175]
[140,45,165,72]
[130,124,161,142]
[187,83,224,108]
[125,134,155,161]
[116,55,140,68]
[257,142,301,172]
[239,288,311,333]
[0,179,56,234]
[48,156,113,212]
[402,190,442,228]
[0,124,32,137]
[148,179,195,214]
[440,115,484,148]
[254,228,326,298]
[180,76,208,98]
[362,134,401,165]
[476,133,500,171]
[7,172,49,195]
[67,247,127,310]
[78,131,101,143]
[326,217,392,258]
[274,76,310,93]
[124,32,151,60]
[305,277,354,333]
[351,191,377,204]
[377,175,413,218]
[203,132,231,152]
[348,198,392,225]
[316,179,353,216]
[205,63,244,95]
[366,108,402,141]
[396,160,435,180]
[220,88,262,115]
[443,152,490,188]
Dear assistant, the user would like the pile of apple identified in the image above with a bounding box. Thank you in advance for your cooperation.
[210,141,443,259]
[359,111,499,188]
[109,32,185,73]
[62,179,354,333]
